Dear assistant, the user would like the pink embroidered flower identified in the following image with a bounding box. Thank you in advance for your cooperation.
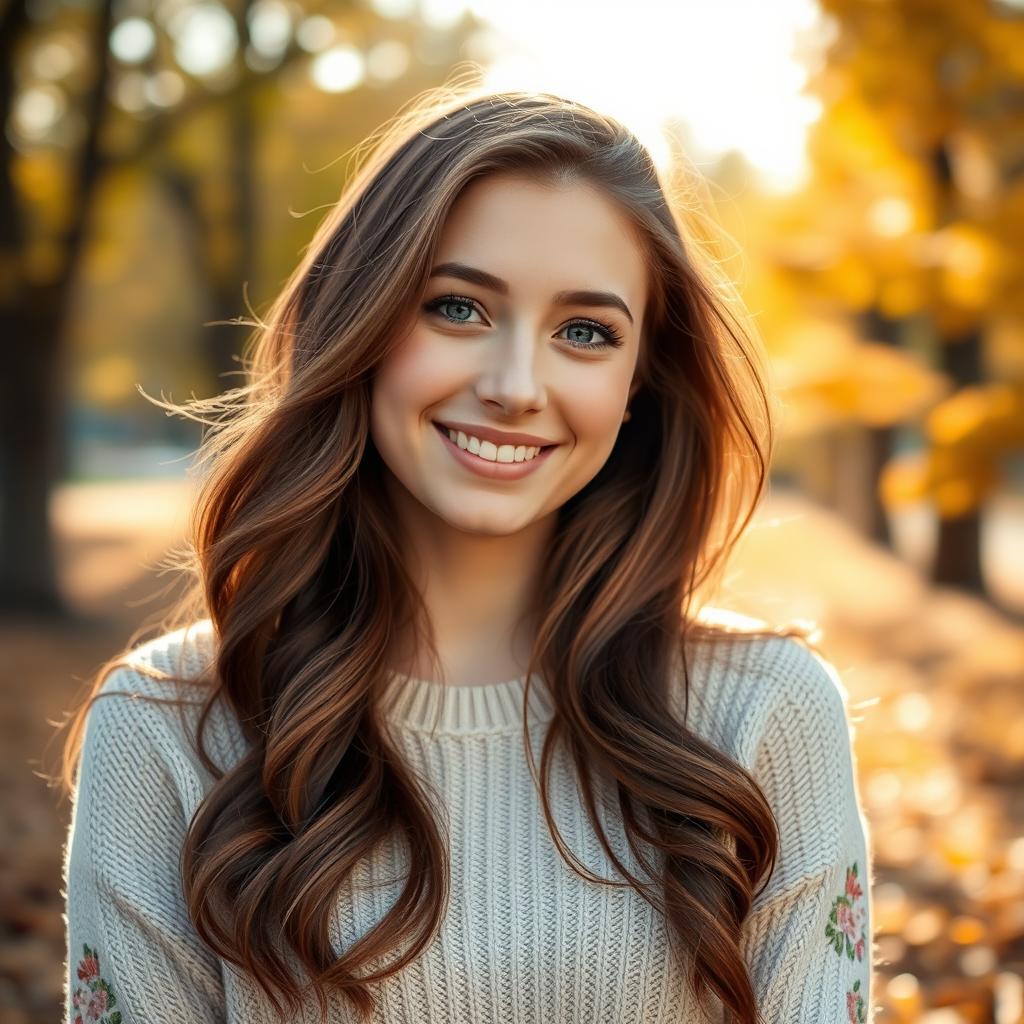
[87,987,109,1019]
[837,902,858,937]
[77,952,100,982]
[825,862,868,962]
[70,945,122,1024]
[846,978,867,1022]
[845,869,863,903]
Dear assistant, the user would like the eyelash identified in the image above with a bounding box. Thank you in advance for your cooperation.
[422,294,625,350]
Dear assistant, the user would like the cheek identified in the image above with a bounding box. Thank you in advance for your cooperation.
[558,369,631,445]
[370,328,465,473]
[373,328,465,415]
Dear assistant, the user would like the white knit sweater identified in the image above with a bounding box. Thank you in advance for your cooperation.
[63,616,873,1024]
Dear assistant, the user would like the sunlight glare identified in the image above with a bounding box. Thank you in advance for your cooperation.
[464,0,824,191]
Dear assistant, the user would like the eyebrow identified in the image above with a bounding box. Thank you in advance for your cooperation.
[429,261,634,326]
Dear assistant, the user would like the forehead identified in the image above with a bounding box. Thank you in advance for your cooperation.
[435,173,648,318]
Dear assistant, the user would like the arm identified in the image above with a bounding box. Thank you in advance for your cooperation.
[63,669,227,1024]
[740,646,873,1023]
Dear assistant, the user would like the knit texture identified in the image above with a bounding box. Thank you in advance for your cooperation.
[63,614,873,1023]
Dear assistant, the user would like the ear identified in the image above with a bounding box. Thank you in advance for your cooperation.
[627,379,641,403]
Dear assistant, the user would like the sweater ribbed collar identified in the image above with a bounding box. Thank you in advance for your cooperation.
[383,671,555,735]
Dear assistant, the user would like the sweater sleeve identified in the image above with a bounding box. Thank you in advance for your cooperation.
[63,668,227,1024]
[738,644,873,1023]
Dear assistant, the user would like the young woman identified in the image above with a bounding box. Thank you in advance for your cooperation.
[60,86,872,1024]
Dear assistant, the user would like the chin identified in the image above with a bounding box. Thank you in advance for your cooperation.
[434,502,536,537]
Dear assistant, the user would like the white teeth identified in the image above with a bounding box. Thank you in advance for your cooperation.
[445,427,542,463]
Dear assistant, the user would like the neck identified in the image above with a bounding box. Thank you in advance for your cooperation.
[386,478,556,687]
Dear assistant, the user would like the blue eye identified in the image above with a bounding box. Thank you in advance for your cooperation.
[426,296,482,324]
[422,294,625,350]
[560,322,624,349]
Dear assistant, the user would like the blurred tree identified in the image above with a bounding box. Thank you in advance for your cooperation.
[774,0,1024,601]
[0,0,355,617]
[0,0,114,615]
[687,143,947,544]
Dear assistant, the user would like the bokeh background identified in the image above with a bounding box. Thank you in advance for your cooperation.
[2,0,1023,1021]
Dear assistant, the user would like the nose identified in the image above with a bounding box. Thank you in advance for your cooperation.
[473,324,547,417]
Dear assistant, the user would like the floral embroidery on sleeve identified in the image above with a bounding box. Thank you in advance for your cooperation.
[825,861,867,962]
[826,864,870,1021]
[845,978,867,1022]
[71,944,122,1024]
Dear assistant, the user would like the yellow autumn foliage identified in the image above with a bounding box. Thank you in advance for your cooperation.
[880,382,1024,515]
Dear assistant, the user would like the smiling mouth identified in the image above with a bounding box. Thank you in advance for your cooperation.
[434,419,561,464]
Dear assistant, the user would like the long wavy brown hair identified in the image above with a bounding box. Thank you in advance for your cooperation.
[55,80,822,1024]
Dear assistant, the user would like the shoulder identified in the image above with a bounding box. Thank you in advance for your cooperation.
[93,618,215,717]
[84,619,242,785]
[678,611,870,902]
[679,608,853,770]
[117,617,218,689]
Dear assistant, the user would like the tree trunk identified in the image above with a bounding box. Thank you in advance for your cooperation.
[0,297,66,613]
[932,326,985,594]
[207,0,258,389]
[856,306,904,548]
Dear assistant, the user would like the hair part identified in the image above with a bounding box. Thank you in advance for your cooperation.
[51,76,823,1024]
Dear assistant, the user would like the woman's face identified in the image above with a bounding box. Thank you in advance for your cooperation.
[370,171,647,537]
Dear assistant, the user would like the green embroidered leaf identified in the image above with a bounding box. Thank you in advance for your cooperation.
[853,979,861,992]
[829,906,838,924]
[110,1012,123,1024]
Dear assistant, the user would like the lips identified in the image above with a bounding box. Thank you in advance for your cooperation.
[432,419,544,460]
[432,420,558,479]
[433,420,557,450]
